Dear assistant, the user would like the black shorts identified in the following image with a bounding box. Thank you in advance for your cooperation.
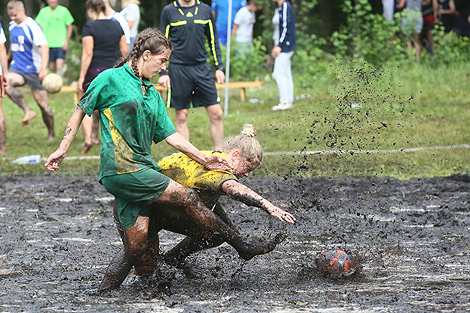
[49,47,67,62]
[167,62,220,109]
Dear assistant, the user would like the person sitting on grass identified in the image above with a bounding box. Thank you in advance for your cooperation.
[114,124,296,278]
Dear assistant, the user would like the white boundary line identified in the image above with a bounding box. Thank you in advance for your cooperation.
[264,144,470,156]
[2,144,469,161]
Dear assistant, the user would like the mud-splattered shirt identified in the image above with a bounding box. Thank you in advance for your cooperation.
[78,63,176,181]
[158,151,237,204]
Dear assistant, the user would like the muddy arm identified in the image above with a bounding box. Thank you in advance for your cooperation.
[221,180,296,224]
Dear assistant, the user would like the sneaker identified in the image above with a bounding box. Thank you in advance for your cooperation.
[272,103,293,111]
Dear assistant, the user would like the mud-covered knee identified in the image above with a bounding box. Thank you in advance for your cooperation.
[127,240,149,257]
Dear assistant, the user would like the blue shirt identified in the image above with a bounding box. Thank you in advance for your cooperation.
[9,17,48,73]
[211,0,246,30]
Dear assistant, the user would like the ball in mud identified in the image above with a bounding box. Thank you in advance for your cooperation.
[316,249,355,277]
[42,73,63,94]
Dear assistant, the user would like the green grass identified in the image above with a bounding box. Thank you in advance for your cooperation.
[1,60,469,179]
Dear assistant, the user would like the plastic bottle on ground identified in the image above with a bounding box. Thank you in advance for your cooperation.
[12,155,42,164]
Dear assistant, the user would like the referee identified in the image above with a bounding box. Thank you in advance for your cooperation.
[159,0,225,149]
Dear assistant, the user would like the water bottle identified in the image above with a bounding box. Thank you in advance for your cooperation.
[12,155,42,164]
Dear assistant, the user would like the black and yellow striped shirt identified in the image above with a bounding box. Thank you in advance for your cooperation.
[159,0,224,74]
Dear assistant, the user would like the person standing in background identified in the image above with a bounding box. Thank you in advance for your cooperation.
[382,0,395,20]
[397,0,423,59]
[35,0,74,75]
[437,0,456,34]
[232,0,258,56]
[121,0,140,49]
[271,0,296,111]
[5,0,55,141]
[211,0,247,46]
[78,0,127,154]
[159,0,225,150]
[0,23,9,154]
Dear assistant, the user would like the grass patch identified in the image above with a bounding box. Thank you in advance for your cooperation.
[1,60,469,179]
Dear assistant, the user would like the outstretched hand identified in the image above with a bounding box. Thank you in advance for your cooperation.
[204,155,233,171]
[45,149,67,172]
[269,207,296,224]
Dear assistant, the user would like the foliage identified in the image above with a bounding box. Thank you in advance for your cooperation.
[219,37,267,81]
[330,0,406,64]
[63,37,82,85]
[430,24,470,64]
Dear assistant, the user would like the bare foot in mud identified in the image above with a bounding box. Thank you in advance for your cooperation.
[21,110,37,125]
[0,149,5,154]
[238,232,288,261]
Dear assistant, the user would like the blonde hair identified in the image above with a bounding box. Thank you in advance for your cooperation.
[222,124,263,164]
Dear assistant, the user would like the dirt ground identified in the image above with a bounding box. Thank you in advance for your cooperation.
[0,174,469,312]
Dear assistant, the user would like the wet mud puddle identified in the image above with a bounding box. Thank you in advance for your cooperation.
[0,175,469,312]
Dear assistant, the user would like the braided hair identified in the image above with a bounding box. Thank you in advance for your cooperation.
[115,28,172,78]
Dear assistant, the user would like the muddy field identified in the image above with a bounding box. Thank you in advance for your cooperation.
[0,174,469,312]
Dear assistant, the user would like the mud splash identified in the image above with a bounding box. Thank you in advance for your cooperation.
[0,174,469,312]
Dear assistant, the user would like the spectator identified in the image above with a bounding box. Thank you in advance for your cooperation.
[232,0,258,55]
[83,0,131,151]
[211,0,247,46]
[397,0,423,60]
[35,0,74,75]
[437,0,456,34]
[5,0,54,141]
[453,0,470,36]
[382,0,395,20]
[120,0,141,49]
[421,0,438,55]
[103,0,131,51]
[0,23,8,154]
[271,0,296,111]
[78,0,127,154]
[159,0,226,149]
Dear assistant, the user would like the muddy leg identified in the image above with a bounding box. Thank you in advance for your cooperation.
[158,181,285,261]
[112,204,161,277]
[99,216,149,292]
[164,202,237,265]
[164,236,225,267]
[5,77,37,125]
[32,89,54,141]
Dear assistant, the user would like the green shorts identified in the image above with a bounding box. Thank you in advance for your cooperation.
[101,167,171,230]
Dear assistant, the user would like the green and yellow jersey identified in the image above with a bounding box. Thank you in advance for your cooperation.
[78,63,176,181]
[158,151,237,205]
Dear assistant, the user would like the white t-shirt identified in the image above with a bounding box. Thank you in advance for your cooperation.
[233,7,255,43]
[0,23,6,75]
[9,17,48,73]
[109,11,131,45]
[121,3,140,38]
[272,8,279,46]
